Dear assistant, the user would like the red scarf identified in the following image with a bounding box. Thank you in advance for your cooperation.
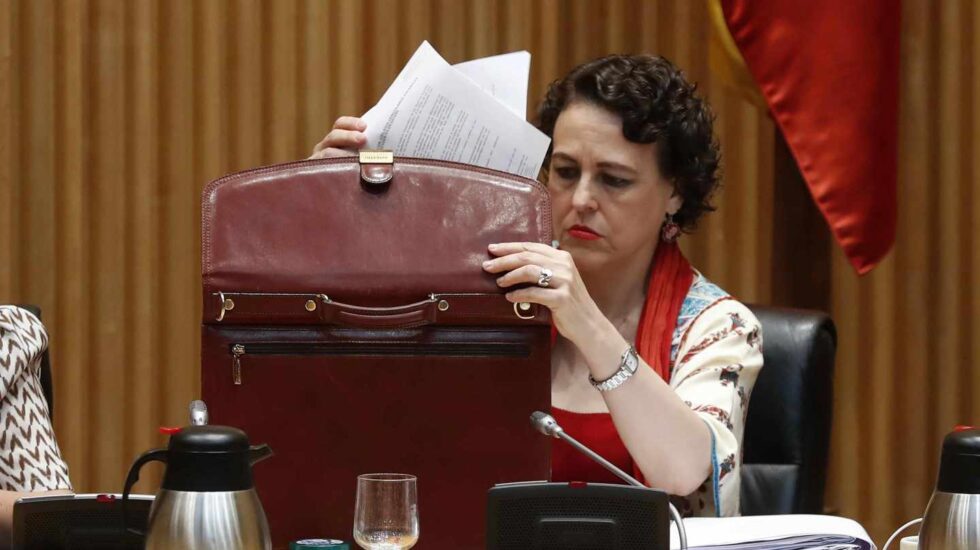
[551,241,693,382]
[634,241,693,382]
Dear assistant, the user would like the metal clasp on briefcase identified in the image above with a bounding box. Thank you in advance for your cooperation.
[359,149,394,191]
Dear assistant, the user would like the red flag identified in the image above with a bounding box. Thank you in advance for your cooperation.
[721,1,900,274]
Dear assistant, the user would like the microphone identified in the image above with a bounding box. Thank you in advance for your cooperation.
[530,411,641,486]
[530,410,688,549]
[529,410,562,437]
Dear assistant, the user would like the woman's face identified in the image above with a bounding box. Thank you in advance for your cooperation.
[548,101,682,275]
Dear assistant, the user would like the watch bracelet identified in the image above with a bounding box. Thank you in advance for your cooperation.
[588,345,639,392]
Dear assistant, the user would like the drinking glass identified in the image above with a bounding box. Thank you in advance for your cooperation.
[353,473,419,550]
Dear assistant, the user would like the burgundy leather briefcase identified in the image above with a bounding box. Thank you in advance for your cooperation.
[201,153,552,549]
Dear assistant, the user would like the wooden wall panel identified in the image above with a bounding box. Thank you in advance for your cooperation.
[52,0,93,490]
[127,0,163,471]
[90,0,128,489]
[0,0,11,296]
[824,0,980,541]
[6,0,972,543]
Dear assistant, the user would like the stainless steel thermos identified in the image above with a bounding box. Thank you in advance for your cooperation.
[122,424,274,549]
[919,427,980,549]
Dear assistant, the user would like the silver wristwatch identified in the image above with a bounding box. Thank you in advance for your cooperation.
[589,345,640,392]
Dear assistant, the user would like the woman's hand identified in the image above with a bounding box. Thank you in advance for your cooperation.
[309,116,368,159]
[483,242,602,344]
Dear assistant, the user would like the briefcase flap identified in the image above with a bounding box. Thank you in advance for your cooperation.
[202,156,553,326]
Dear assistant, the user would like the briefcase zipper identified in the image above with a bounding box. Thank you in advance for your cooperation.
[232,344,246,385]
[229,341,529,385]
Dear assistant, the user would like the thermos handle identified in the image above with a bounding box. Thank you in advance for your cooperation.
[121,448,168,536]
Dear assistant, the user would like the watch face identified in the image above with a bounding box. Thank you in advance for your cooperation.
[625,349,639,373]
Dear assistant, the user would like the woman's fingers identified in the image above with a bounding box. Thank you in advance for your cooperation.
[484,242,597,344]
[333,116,366,131]
[493,264,556,289]
[482,250,553,275]
[327,128,367,148]
[310,130,365,156]
[311,117,367,156]
[502,286,556,308]
[488,242,558,257]
[483,242,571,284]
[308,147,357,159]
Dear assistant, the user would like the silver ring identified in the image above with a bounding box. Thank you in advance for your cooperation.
[537,267,553,288]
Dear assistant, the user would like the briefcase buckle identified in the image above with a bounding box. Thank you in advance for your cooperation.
[359,149,394,191]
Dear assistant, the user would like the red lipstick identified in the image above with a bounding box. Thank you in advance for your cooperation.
[568,225,601,241]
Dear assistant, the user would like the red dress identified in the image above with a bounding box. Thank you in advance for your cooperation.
[550,406,635,484]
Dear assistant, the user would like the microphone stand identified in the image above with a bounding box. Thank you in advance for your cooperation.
[531,411,688,550]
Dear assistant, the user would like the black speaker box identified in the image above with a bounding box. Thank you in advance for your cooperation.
[486,481,669,550]
[11,493,153,550]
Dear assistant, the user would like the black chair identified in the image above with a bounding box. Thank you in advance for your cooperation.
[740,305,836,515]
[14,304,55,419]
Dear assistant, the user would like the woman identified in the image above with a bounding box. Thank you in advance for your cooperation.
[0,306,72,541]
[311,55,762,517]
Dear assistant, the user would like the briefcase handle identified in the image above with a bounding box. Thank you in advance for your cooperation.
[319,297,438,328]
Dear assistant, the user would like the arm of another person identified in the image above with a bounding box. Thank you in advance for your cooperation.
[0,307,74,546]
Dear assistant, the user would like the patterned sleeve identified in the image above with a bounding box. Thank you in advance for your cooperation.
[0,306,47,402]
[0,306,72,491]
[669,298,762,517]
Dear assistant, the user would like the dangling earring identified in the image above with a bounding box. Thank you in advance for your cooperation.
[661,213,680,243]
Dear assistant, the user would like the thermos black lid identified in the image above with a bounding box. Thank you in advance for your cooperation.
[937,426,980,494]
[168,425,251,454]
[161,425,272,492]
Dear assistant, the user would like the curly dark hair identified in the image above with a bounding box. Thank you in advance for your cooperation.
[536,54,721,232]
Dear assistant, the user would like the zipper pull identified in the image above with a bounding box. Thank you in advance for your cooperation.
[231,344,245,385]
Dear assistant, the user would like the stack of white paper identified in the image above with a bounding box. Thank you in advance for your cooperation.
[671,515,876,550]
[361,41,551,179]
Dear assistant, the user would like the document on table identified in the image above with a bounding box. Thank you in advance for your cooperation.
[361,41,550,179]
[671,514,876,550]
